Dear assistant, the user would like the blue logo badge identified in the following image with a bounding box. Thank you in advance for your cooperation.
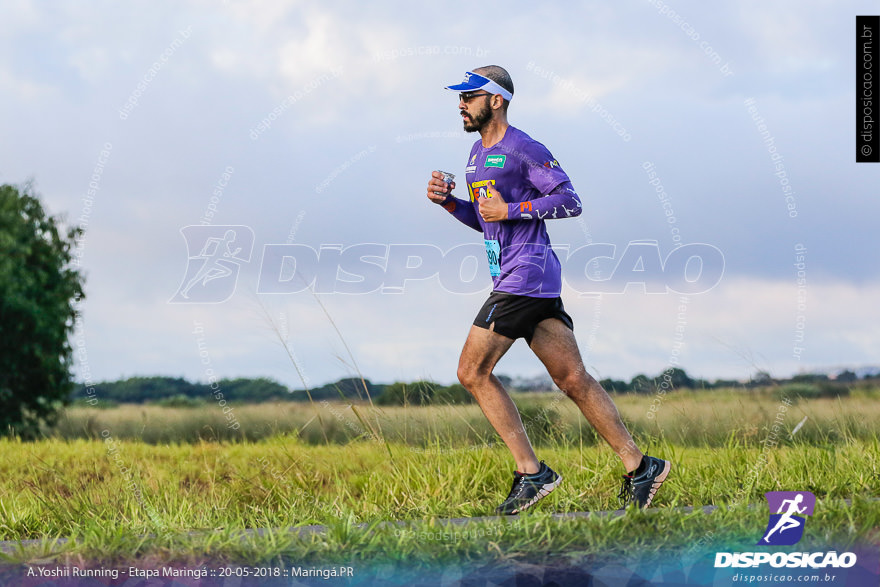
[759,491,816,546]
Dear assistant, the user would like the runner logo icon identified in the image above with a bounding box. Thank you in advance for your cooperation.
[759,491,816,546]
[170,225,254,303]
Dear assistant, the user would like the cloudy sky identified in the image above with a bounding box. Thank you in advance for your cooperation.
[2,0,877,390]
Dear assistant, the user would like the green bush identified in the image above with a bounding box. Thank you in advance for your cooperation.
[375,381,474,406]
[774,383,821,401]
[432,383,475,405]
[154,395,205,408]
[774,382,851,402]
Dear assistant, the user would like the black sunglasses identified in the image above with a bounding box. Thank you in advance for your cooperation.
[459,92,492,103]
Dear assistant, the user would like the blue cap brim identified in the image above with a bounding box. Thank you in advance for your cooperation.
[443,71,512,100]
[445,81,484,92]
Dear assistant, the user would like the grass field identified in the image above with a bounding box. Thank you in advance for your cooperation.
[1,388,878,568]
[53,386,880,446]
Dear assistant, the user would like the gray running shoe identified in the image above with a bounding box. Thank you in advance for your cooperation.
[495,461,562,515]
[618,456,671,508]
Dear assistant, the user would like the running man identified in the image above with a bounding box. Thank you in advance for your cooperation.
[180,229,242,299]
[762,494,807,544]
[426,65,670,514]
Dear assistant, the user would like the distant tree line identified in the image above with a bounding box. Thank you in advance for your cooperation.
[74,376,291,406]
[599,367,707,393]
[72,376,472,406]
[73,368,877,406]
[286,378,474,405]
[599,368,874,397]
[287,377,385,402]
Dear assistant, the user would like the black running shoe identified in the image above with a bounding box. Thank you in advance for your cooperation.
[618,455,671,509]
[495,461,562,515]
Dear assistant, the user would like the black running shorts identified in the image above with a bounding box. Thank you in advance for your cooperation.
[473,292,574,344]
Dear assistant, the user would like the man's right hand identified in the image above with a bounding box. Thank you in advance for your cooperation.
[427,171,456,204]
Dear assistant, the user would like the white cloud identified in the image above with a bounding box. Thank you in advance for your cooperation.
[215,0,300,35]
[0,67,57,100]
[67,47,112,82]
[0,0,41,34]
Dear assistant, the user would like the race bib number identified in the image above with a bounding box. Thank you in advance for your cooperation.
[484,239,501,277]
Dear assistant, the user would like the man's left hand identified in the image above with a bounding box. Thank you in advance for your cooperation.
[478,184,508,222]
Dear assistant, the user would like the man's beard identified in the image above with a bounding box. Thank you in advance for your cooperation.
[462,101,492,133]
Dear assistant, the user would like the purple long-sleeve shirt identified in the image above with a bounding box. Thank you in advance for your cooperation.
[441,126,581,297]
